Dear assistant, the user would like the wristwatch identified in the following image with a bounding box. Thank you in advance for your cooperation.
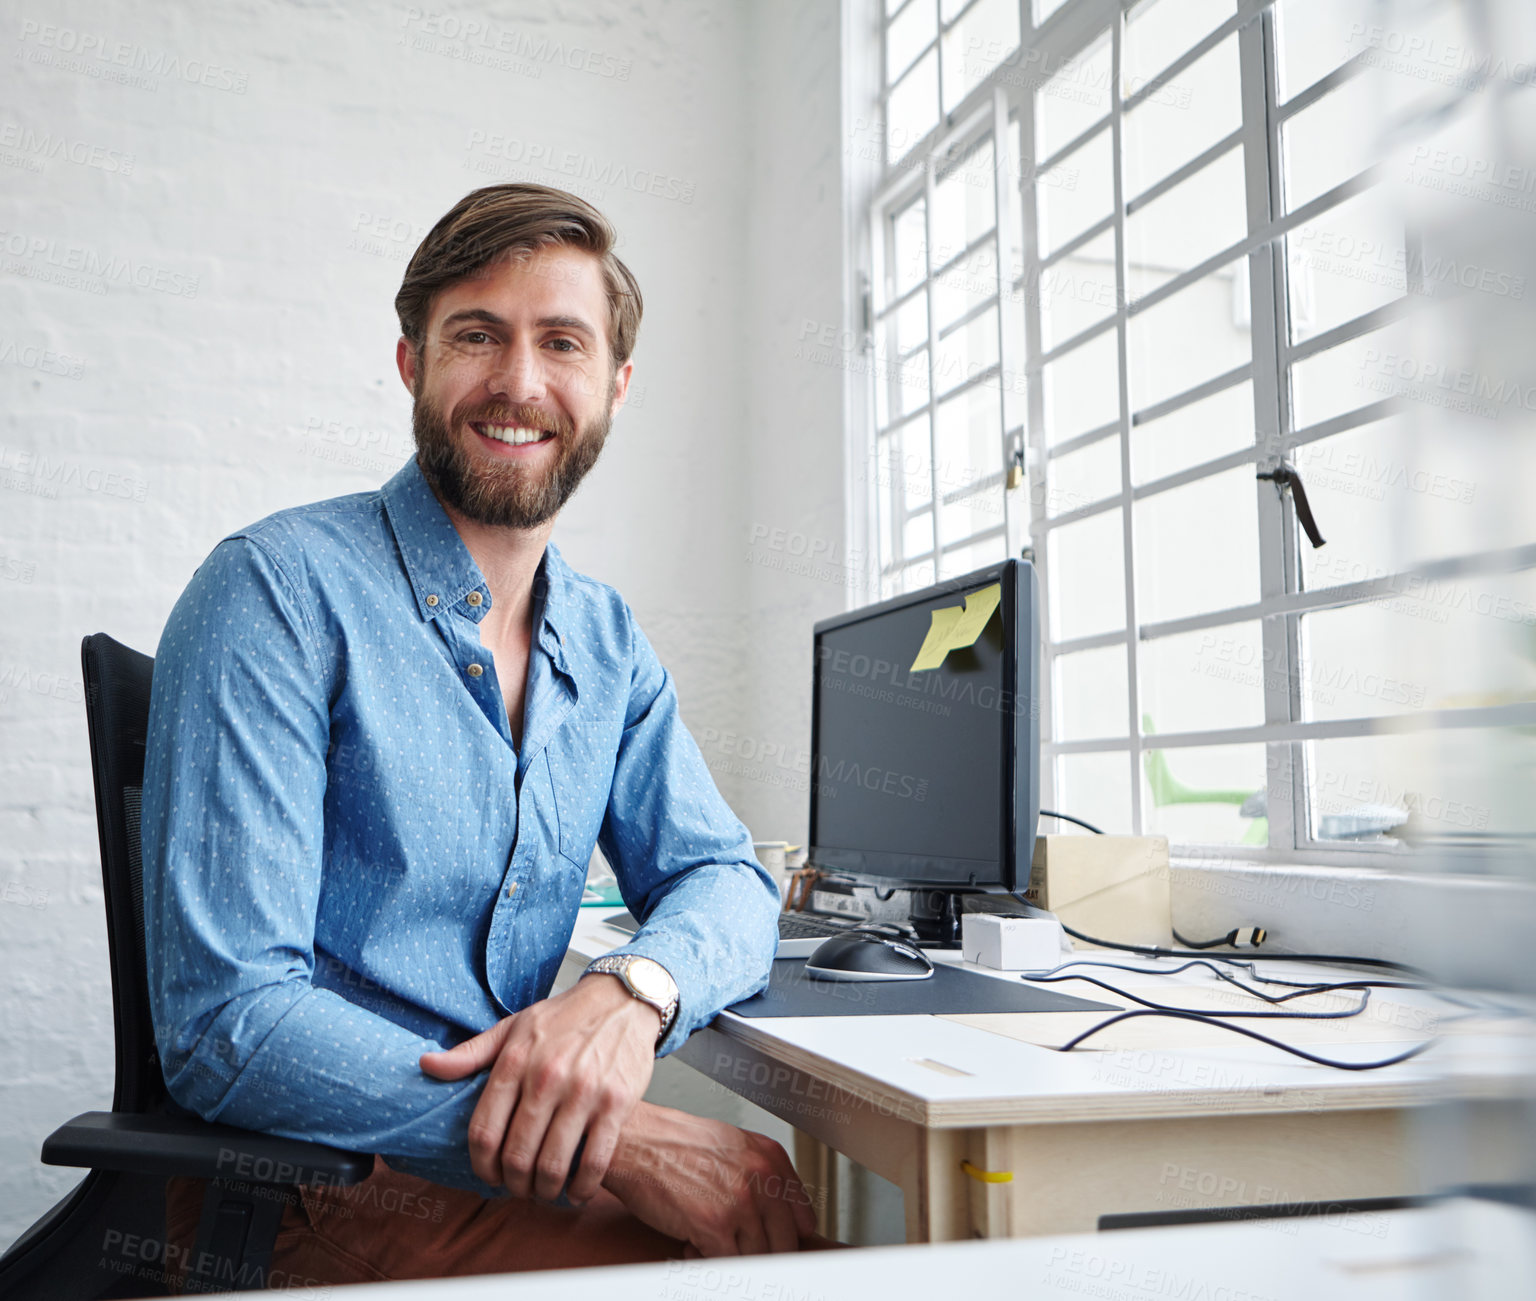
[583,954,679,1048]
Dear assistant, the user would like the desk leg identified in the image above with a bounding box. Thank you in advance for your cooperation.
[793,1130,836,1238]
[964,1128,1019,1239]
[900,1128,979,1243]
[793,1125,981,1244]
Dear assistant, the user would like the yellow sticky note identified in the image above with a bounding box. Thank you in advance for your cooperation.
[909,583,1003,672]
[910,605,964,672]
[945,583,1002,652]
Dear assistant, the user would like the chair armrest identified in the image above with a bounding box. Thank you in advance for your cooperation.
[42,1111,373,1186]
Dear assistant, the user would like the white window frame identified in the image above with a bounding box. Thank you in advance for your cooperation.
[856,0,1536,870]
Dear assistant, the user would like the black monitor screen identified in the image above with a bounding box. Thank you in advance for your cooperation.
[810,575,1014,888]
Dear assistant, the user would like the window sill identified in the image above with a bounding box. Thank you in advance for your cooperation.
[1170,857,1536,988]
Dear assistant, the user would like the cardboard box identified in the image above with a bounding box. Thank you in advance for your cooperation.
[1024,835,1171,947]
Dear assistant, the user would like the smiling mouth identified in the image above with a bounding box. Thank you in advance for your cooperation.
[472,423,557,447]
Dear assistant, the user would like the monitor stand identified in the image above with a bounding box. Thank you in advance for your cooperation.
[907,889,966,948]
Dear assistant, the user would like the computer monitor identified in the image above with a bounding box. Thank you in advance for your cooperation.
[807,559,1041,945]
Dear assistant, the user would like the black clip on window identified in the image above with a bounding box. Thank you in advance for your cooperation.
[1257,462,1326,549]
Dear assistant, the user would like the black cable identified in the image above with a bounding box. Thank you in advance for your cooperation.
[1174,926,1265,950]
[1039,809,1107,835]
[1028,955,1286,987]
[1050,1008,1432,1070]
[1040,806,1418,971]
[1244,970,1422,992]
[1172,927,1231,949]
[1058,920,1424,977]
[1037,816,1258,952]
[1247,971,1511,1017]
[1019,939,1447,1070]
[1022,956,1386,1005]
[1020,970,1371,1020]
[1026,956,1495,1028]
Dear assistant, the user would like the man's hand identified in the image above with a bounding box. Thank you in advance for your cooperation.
[601,1102,819,1256]
[418,975,660,1201]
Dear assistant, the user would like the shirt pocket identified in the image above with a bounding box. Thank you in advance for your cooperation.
[546,741,614,871]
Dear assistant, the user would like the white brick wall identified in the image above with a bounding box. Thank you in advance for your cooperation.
[0,0,848,1246]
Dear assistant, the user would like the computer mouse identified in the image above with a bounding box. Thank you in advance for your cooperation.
[803,929,935,982]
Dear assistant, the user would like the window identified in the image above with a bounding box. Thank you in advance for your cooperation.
[860,0,1536,864]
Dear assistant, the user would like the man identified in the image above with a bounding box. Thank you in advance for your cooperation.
[143,183,815,1283]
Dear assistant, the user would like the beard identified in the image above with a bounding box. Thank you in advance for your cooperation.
[410,378,614,530]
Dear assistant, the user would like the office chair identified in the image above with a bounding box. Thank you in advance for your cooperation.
[1141,714,1268,847]
[0,634,371,1298]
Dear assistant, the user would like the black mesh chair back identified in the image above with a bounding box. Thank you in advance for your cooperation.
[0,634,369,1298]
[80,633,166,1115]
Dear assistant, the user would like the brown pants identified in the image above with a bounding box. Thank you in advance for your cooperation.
[164,1155,684,1289]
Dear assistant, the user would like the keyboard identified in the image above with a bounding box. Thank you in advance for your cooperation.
[773,912,858,957]
[603,909,858,958]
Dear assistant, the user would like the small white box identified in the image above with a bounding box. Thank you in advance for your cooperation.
[961,912,1064,971]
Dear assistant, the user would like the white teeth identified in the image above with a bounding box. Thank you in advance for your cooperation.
[480,424,551,446]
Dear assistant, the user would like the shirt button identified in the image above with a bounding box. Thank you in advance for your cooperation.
[505,883,517,899]
[425,594,439,607]
[467,663,484,678]
[467,591,483,606]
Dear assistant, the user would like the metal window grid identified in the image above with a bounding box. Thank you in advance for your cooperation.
[863,0,1535,863]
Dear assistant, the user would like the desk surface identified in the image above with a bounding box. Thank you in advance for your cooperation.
[203,1199,1536,1299]
[571,910,1531,1129]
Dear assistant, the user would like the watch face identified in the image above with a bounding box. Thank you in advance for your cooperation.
[626,957,673,1002]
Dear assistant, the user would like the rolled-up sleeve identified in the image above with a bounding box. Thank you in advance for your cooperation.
[595,608,781,1055]
[141,535,496,1194]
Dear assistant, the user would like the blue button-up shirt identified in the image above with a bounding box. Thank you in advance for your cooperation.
[141,456,778,1194]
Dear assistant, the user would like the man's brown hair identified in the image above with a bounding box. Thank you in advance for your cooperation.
[395,184,643,366]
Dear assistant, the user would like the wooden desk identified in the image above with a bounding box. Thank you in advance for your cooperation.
[569,911,1530,1243]
[200,1198,1536,1299]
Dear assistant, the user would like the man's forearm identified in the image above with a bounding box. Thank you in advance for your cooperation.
[602,1103,790,1211]
[164,982,499,1196]
[601,1102,716,1211]
[602,1101,670,1191]
[604,856,779,1052]
[600,1102,818,1255]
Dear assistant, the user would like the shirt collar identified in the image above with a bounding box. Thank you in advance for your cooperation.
[531,543,572,677]
[382,457,571,675]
